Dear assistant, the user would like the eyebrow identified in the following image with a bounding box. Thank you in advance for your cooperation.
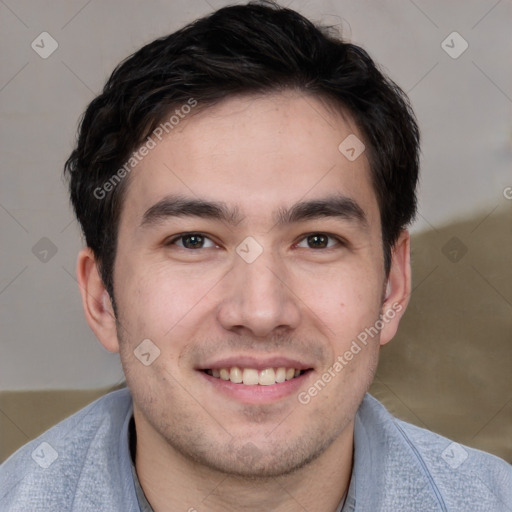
[140,194,368,229]
[140,195,243,227]
[274,195,367,228]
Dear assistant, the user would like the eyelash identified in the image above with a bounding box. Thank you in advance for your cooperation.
[165,232,345,250]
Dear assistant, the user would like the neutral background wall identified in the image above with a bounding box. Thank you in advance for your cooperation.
[1,0,511,391]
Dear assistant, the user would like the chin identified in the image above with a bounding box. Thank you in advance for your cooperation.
[184,433,335,479]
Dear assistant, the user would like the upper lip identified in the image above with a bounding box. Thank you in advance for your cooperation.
[197,355,313,371]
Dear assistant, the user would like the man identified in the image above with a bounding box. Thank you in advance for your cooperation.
[1,1,510,511]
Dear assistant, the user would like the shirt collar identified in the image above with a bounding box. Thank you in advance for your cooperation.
[128,415,155,512]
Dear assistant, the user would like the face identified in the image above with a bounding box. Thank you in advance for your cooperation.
[103,92,406,477]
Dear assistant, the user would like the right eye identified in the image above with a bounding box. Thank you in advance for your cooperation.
[166,233,218,250]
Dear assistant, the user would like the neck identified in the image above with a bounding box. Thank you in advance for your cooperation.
[133,409,353,512]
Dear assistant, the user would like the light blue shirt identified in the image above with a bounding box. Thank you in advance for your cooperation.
[1,387,511,511]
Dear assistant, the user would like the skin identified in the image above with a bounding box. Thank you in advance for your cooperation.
[77,91,411,511]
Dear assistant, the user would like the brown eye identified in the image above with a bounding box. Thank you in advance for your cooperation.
[182,234,204,248]
[307,234,328,248]
[297,233,338,249]
[170,233,216,249]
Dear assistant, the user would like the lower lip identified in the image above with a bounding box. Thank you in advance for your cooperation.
[199,371,312,404]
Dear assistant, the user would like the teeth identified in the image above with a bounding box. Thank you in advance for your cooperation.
[258,368,275,386]
[230,367,243,384]
[207,366,305,385]
[275,367,286,383]
[243,368,259,385]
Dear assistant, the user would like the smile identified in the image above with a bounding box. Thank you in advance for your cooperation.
[203,367,308,386]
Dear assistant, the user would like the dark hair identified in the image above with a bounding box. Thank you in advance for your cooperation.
[64,0,419,301]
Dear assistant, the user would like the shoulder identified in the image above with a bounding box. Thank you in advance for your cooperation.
[0,388,137,512]
[394,416,512,508]
[361,394,512,510]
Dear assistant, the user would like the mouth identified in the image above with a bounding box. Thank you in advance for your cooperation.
[202,367,310,386]
[197,356,314,403]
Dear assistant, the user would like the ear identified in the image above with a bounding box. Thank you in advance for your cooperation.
[379,230,411,346]
[76,247,120,353]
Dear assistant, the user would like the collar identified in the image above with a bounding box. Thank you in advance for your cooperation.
[128,416,156,512]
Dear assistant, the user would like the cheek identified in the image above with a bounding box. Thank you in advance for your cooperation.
[298,269,383,378]
[295,262,382,324]
[114,258,222,338]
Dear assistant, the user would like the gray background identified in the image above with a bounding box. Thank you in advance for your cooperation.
[1,0,511,390]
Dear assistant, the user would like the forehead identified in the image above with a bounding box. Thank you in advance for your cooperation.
[119,91,379,230]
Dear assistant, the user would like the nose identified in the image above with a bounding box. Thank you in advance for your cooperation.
[216,248,301,338]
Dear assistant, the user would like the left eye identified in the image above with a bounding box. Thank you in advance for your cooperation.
[296,233,340,249]
[170,233,217,249]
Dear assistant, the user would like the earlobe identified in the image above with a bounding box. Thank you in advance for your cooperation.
[379,230,411,346]
[76,248,120,353]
